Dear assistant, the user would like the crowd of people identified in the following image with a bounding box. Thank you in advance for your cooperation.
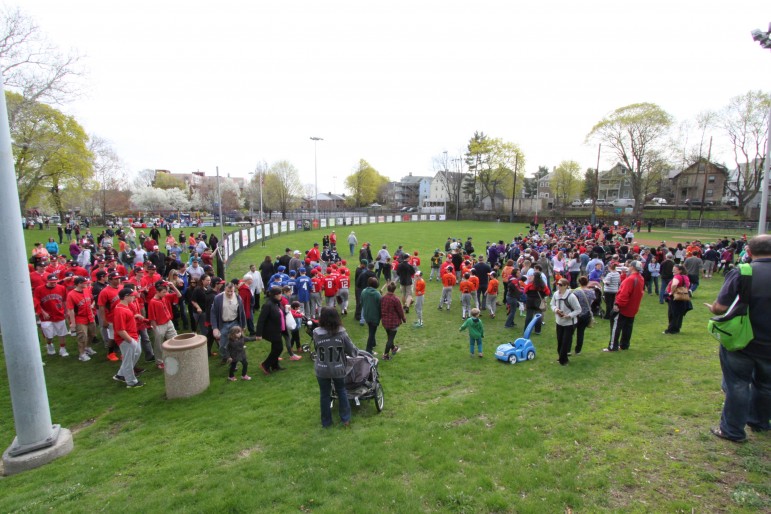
[26,220,767,436]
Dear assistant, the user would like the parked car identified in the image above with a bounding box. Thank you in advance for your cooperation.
[611,198,636,208]
[583,199,595,206]
[570,199,583,207]
[651,197,667,205]
[690,199,715,206]
[595,199,610,206]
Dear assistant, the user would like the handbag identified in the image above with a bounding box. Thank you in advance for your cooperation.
[285,310,297,331]
[673,285,691,301]
[538,292,547,311]
[707,264,753,351]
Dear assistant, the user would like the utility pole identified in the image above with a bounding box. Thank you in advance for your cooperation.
[592,143,601,225]
[698,137,712,224]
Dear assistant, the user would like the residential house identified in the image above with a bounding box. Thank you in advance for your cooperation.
[597,163,632,202]
[670,159,728,205]
[724,158,768,210]
[395,173,432,209]
[428,170,476,213]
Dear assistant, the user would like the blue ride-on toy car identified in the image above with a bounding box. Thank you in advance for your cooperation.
[495,313,540,364]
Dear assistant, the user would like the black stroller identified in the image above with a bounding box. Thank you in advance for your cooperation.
[305,330,384,412]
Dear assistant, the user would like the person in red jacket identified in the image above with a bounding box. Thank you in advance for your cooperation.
[605,260,645,352]
[112,288,145,388]
[34,274,70,357]
[238,276,256,335]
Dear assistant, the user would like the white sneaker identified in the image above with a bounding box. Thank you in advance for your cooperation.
[59,347,70,357]
[78,353,91,362]
[85,347,97,356]
[46,343,56,355]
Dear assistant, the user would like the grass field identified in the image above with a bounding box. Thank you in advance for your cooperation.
[0,221,768,512]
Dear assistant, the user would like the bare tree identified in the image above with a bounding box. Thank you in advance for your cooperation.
[719,90,770,213]
[89,135,126,219]
[433,151,467,220]
[0,6,83,121]
[264,160,302,218]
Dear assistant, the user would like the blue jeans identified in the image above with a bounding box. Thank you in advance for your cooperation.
[718,345,771,440]
[317,376,351,427]
[218,320,238,360]
[504,297,518,327]
[659,278,671,304]
[349,243,355,256]
[469,337,482,354]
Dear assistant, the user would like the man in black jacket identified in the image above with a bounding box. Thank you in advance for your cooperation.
[396,255,415,312]
[255,286,286,374]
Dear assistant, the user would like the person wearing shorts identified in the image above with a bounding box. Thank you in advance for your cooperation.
[34,274,70,357]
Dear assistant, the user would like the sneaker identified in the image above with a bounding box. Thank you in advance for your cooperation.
[241,375,252,381]
[157,362,165,370]
[85,347,97,356]
[126,381,145,389]
[260,363,271,376]
[106,352,119,362]
[382,354,391,361]
[438,306,443,311]
[470,353,474,357]
[59,347,69,357]
[78,353,91,362]
[278,357,283,361]
[603,348,617,352]
[227,376,237,382]
[404,306,409,313]
[289,354,302,361]
[392,346,400,354]
[134,367,145,376]
[112,374,126,383]
[478,353,483,358]
[46,343,56,355]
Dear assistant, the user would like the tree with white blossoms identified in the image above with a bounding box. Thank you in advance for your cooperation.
[131,187,189,215]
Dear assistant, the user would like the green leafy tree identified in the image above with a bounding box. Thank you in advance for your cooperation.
[587,102,673,217]
[344,159,388,207]
[489,140,525,214]
[154,172,187,190]
[264,160,302,217]
[551,160,582,208]
[9,91,92,216]
[464,131,492,207]
[583,168,597,200]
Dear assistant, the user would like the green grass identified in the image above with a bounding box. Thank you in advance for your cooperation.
[0,221,768,512]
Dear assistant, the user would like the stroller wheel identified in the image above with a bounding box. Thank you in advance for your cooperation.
[375,382,384,412]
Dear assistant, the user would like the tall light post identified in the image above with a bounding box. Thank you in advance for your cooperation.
[751,23,771,234]
[310,137,323,223]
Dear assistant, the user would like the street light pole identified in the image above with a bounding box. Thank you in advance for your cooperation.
[751,23,771,234]
[310,137,323,224]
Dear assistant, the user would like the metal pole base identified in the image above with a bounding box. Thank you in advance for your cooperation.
[2,426,73,476]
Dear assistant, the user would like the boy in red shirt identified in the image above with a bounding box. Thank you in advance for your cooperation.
[321,271,340,309]
[34,274,70,357]
[112,288,144,388]
[486,271,499,319]
[413,270,426,327]
[66,276,98,361]
[147,282,178,369]
[439,266,457,311]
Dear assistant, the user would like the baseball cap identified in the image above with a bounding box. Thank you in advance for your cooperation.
[414,270,422,276]
[108,271,123,280]
[118,288,137,300]
[133,265,143,272]
[153,245,159,250]
[299,267,306,273]
[96,270,108,279]
[46,274,58,282]
[289,270,297,276]
[73,276,87,285]
[294,250,301,255]
[146,264,157,270]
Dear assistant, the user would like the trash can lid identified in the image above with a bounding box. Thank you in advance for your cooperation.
[162,333,207,351]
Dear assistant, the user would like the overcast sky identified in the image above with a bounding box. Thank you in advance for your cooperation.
[20,0,771,192]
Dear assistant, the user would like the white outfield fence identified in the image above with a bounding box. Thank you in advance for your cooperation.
[220,213,447,264]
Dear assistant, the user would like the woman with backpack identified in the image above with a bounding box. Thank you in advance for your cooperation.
[550,278,582,366]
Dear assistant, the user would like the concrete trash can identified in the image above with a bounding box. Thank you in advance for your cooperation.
[161,333,209,399]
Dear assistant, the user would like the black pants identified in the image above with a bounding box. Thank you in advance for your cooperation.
[384,328,397,355]
[603,292,617,319]
[666,299,689,333]
[366,322,378,353]
[608,311,635,350]
[556,324,575,364]
[229,359,248,378]
[575,312,592,354]
[262,337,283,370]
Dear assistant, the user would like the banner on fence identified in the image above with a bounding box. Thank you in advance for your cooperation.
[280,221,288,233]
